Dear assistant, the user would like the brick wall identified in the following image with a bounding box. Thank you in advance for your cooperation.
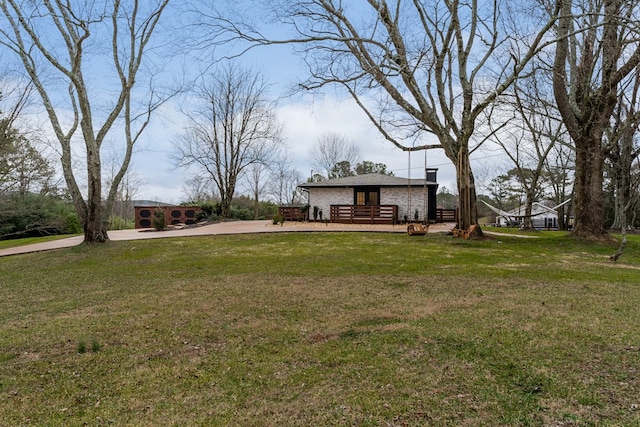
[308,188,351,220]
[382,187,429,221]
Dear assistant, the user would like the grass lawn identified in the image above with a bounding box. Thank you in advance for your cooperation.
[1,231,639,426]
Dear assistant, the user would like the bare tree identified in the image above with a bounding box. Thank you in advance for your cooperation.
[309,132,360,179]
[607,72,640,260]
[0,0,171,242]
[543,138,575,231]
[207,0,560,233]
[181,174,219,203]
[246,162,272,219]
[607,79,640,232]
[175,65,283,218]
[490,66,568,229]
[553,0,640,240]
[268,151,304,205]
[105,167,147,226]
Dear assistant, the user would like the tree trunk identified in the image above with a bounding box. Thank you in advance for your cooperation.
[522,195,535,231]
[83,207,109,242]
[254,189,260,220]
[83,152,109,243]
[572,136,608,239]
[455,146,480,234]
[220,198,232,218]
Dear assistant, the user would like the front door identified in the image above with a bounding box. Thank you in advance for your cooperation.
[354,187,380,205]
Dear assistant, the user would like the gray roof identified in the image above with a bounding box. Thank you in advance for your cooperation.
[298,173,437,189]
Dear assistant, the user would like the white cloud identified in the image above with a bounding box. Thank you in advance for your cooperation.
[276,95,457,190]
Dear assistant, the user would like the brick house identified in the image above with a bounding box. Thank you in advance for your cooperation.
[298,170,439,224]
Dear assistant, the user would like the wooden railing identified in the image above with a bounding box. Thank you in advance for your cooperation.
[278,206,308,222]
[435,208,458,223]
[330,205,398,224]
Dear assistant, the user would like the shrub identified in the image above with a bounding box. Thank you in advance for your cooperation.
[153,208,165,231]
[63,212,82,234]
[0,193,82,239]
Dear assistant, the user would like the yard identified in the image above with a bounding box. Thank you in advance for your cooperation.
[1,231,639,426]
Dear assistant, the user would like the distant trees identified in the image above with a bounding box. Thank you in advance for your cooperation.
[309,132,360,179]
[355,161,394,176]
[329,161,355,179]
[0,0,172,242]
[175,65,284,218]
[0,78,53,197]
[0,127,54,197]
[268,153,305,205]
[327,159,394,179]
[0,76,79,239]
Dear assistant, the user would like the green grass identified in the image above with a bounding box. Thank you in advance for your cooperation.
[1,231,640,426]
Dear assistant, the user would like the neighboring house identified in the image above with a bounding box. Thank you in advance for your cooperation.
[495,203,560,229]
[298,170,439,224]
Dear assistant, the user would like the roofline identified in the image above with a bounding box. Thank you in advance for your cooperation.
[298,181,438,189]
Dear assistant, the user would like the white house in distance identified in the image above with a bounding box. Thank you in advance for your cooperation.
[495,203,560,229]
[297,170,440,224]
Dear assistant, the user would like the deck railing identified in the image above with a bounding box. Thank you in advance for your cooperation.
[278,206,307,221]
[329,205,398,224]
[435,208,458,223]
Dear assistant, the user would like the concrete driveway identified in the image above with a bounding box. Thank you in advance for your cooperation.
[0,220,454,257]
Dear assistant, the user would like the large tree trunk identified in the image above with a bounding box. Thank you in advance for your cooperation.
[609,127,637,231]
[572,136,608,239]
[83,152,109,242]
[219,198,232,219]
[83,207,109,242]
[455,146,480,234]
[522,194,535,231]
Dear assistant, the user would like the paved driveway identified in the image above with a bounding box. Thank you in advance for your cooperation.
[0,220,454,257]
